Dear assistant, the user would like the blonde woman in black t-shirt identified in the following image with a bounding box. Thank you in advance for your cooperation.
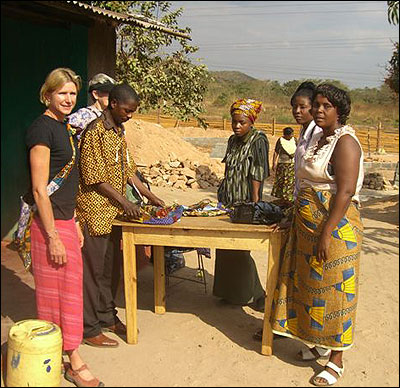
[26,68,104,387]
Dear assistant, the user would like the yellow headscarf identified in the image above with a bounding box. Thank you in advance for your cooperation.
[230,98,262,123]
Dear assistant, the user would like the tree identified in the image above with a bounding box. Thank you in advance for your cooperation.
[385,1,399,96]
[385,42,399,95]
[88,1,211,126]
[387,1,399,25]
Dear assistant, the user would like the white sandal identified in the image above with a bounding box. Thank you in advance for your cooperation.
[297,346,331,361]
[311,361,345,386]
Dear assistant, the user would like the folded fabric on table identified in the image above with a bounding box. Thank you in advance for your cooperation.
[183,199,230,217]
[123,204,185,225]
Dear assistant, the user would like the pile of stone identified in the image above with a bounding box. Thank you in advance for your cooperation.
[139,153,222,191]
[363,172,393,191]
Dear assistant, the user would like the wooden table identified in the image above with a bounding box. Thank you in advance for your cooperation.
[113,216,284,356]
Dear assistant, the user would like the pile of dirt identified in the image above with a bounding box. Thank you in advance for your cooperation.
[124,120,224,178]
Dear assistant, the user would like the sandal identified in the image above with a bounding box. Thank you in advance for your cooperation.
[297,346,331,361]
[64,363,105,387]
[311,361,344,386]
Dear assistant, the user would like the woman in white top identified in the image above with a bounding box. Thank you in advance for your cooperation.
[291,81,323,199]
[271,84,364,387]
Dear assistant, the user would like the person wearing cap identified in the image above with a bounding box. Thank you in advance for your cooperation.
[213,98,270,310]
[68,73,116,140]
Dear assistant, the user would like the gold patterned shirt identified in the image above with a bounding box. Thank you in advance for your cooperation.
[76,109,137,236]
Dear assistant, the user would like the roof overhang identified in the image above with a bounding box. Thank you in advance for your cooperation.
[54,1,191,40]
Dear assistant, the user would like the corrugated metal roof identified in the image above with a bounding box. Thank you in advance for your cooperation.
[55,1,191,40]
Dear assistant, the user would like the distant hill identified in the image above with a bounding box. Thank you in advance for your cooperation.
[210,71,257,83]
[203,71,399,127]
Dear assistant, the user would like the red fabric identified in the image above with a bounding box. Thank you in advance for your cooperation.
[30,217,83,351]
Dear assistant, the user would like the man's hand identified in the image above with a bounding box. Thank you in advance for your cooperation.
[148,195,165,207]
[121,198,141,219]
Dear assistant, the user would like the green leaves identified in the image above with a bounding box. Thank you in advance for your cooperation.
[91,1,210,126]
[387,1,399,25]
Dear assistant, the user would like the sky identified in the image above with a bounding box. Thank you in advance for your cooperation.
[167,1,399,89]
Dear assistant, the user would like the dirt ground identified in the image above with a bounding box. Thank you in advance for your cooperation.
[1,184,398,387]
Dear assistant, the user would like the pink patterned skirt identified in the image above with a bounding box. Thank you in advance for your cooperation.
[30,216,83,351]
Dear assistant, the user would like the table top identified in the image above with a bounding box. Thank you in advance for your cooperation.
[113,215,280,233]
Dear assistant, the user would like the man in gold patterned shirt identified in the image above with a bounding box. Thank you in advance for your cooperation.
[77,83,164,348]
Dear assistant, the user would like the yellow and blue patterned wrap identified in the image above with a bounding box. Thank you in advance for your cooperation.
[270,187,363,350]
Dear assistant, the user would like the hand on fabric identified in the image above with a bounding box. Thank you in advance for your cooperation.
[148,195,165,207]
[122,198,141,219]
[271,218,291,232]
[48,236,67,265]
[316,232,331,262]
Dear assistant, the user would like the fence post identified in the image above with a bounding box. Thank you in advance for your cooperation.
[157,107,161,125]
[272,118,276,136]
[223,118,227,131]
[367,128,371,157]
[376,122,382,153]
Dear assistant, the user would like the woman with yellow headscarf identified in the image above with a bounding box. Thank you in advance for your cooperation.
[213,98,270,309]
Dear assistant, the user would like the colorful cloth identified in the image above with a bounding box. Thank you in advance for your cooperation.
[218,128,269,207]
[271,162,295,202]
[68,106,102,139]
[230,99,262,123]
[270,187,363,351]
[76,110,137,236]
[123,204,184,225]
[31,217,83,351]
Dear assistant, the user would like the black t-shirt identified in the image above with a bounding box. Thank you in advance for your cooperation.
[26,115,80,220]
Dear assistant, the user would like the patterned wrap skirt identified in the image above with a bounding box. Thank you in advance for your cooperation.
[271,162,295,202]
[30,216,83,351]
[270,187,363,351]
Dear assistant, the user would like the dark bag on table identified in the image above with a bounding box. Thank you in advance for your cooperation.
[230,201,284,225]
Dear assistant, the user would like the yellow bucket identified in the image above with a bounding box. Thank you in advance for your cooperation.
[6,319,62,387]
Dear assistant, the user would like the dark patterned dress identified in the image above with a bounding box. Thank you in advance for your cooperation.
[213,128,270,305]
[271,137,296,202]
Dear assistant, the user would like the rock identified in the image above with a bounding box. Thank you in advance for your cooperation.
[190,182,200,190]
[168,175,180,184]
[187,178,197,185]
[163,163,172,171]
[173,180,187,190]
[181,167,196,179]
[169,161,181,168]
[150,166,161,176]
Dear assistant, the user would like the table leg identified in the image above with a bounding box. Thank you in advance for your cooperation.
[122,227,138,344]
[261,232,282,355]
[153,246,165,314]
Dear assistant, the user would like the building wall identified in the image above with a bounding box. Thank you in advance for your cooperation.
[1,15,88,239]
[88,20,116,80]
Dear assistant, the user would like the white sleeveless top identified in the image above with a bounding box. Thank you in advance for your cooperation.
[294,120,323,199]
[297,125,364,203]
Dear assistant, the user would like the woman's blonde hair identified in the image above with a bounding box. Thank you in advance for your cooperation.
[39,68,82,106]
